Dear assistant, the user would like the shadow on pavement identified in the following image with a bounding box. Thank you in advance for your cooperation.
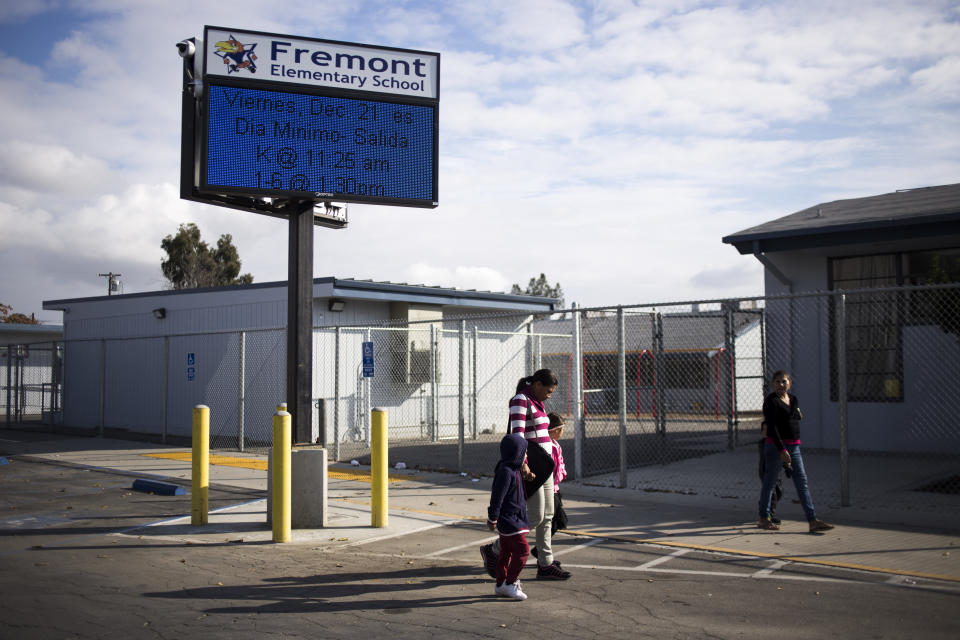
[143,565,491,613]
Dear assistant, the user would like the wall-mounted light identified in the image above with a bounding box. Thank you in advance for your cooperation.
[328,299,345,312]
[152,308,166,319]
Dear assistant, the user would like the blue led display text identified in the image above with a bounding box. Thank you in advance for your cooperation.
[205,84,435,203]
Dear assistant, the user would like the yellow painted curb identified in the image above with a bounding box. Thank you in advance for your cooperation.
[560,529,960,584]
[142,452,409,482]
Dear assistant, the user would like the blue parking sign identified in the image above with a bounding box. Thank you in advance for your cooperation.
[362,341,375,377]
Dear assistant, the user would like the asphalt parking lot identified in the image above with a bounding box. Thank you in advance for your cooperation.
[2,446,958,640]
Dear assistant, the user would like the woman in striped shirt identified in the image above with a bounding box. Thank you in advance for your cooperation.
[481,369,571,580]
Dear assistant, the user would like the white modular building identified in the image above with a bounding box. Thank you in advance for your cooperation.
[724,183,960,454]
[42,278,557,449]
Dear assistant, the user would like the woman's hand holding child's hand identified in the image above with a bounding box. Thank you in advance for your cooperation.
[521,462,535,481]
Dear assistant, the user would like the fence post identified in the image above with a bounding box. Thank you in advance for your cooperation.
[56,342,63,415]
[161,336,169,445]
[653,313,665,438]
[458,320,465,473]
[334,326,341,463]
[17,350,24,422]
[99,339,105,437]
[527,322,534,373]
[430,324,438,442]
[47,341,57,425]
[6,344,12,426]
[472,326,479,440]
[837,293,850,507]
[617,306,627,488]
[537,333,543,371]
[238,331,246,451]
[760,307,768,395]
[572,303,584,480]
[365,328,372,446]
[725,307,734,450]
[191,404,210,526]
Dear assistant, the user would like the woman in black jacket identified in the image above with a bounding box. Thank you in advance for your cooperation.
[758,370,834,533]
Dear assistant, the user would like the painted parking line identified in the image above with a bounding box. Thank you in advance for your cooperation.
[425,534,499,558]
[751,559,788,577]
[340,520,460,548]
[120,498,267,533]
[555,537,603,557]
[352,516,960,591]
[522,536,603,565]
[637,547,691,570]
[558,528,960,584]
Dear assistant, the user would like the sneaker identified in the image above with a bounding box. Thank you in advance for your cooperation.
[480,543,498,579]
[536,561,571,580]
[770,516,781,525]
[758,518,780,530]
[809,520,835,534]
[530,547,562,567]
[495,581,527,600]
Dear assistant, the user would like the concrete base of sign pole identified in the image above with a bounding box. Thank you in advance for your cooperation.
[267,445,328,528]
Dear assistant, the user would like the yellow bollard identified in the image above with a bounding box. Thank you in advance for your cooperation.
[272,410,292,543]
[371,408,388,528]
[191,405,209,526]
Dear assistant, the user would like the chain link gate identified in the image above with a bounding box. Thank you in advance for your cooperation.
[2,341,61,426]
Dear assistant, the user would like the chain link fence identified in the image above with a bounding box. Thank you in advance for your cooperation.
[4,283,958,511]
[2,341,62,424]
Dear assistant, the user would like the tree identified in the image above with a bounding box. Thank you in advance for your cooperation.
[511,273,565,308]
[0,303,41,324]
[161,223,253,290]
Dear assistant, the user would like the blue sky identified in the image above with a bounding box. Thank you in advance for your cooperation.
[1,0,958,322]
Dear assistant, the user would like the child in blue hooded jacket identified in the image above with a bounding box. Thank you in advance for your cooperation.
[487,433,531,600]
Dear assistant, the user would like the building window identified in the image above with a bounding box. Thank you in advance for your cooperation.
[829,247,960,402]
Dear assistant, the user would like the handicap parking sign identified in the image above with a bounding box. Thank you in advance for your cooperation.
[362,341,374,377]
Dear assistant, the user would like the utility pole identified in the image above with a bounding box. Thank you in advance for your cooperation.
[98,272,121,296]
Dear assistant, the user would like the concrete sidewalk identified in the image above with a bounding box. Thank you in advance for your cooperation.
[2,431,959,584]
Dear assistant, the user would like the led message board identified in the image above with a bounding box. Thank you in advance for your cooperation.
[194,27,439,208]
[203,83,436,205]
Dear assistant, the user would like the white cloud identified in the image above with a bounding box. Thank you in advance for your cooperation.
[1,0,959,323]
[910,55,960,103]
[0,141,113,204]
[454,0,586,53]
[402,263,511,293]
[689,262,762,291]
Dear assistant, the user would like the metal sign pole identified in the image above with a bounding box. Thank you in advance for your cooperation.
[286,199,315,445]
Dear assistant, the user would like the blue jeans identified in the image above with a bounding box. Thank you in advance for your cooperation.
[758,442,817,521]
